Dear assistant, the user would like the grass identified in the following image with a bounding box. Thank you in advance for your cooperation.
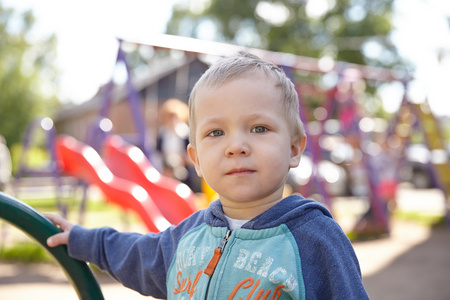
[0,193,144,264]
[392,210,446,227]
[0,242,54,263]
[345,208,446,242]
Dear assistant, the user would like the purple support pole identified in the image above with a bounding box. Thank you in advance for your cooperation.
[117,44,150,158]
[281,66,332,208]
[15,117,66,216]
[95,39,151,158]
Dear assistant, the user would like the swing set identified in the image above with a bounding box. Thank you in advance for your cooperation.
[15,34,449,235]
[117,34,408,232]
[124,34,448,235]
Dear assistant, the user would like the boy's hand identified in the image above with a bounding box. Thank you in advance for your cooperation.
[44,214,74,247]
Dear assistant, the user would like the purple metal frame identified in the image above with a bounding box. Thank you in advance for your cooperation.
[283,65,389,229]
[15,117,66,216]
[94,39,151,158]
[282,66,332,208]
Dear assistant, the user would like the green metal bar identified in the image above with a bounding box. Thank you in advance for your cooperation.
[0,191,104,299]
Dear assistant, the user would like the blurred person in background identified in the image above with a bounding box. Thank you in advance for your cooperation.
[156,98,201,192]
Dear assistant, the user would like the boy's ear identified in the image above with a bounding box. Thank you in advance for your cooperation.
[289,135,306,168]
[187,143,203,177]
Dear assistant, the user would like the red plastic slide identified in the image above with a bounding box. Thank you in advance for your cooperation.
[102,135,198,225]
[54,135,171,232]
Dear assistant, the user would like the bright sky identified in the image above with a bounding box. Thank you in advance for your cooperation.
[3,0,178,103]
[3,0,450,116]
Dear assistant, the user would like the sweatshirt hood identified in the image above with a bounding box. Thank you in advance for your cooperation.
[206,194,332,230]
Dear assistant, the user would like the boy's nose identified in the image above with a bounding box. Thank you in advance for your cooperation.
[225,135,250,157]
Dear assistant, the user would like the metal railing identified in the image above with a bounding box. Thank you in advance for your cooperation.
[0,191,104,299]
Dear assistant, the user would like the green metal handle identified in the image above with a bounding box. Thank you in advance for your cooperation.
[0,191,104,299]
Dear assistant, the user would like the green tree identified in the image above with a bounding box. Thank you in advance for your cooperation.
[166,0,403,69]
[0,5,60,148]
[165,0,410,118]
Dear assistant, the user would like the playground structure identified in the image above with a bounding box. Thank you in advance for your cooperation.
[7,39,201,231]
[102,135,197,225]
[0,34,449,299]
[124,34,448,235]
[87,40,151,159]
[389,95,450,202]
[114,34,445,233]
[0,191,104,299]
[6,34,450,237]
[56,134,171,232]
[10,116,198,232]
[12,117,67,215]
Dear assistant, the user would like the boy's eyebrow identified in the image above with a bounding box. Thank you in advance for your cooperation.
[195,116,223,132]
[197,116,222,125]
[246,112,278,120]
[198,112,277,127]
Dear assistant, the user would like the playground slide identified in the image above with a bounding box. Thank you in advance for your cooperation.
[102,135,197,225]
[54,135,171,233]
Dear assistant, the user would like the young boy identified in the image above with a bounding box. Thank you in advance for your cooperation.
[46,51,369,299]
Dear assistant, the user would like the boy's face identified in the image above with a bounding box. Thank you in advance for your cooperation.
[188,73,305,219]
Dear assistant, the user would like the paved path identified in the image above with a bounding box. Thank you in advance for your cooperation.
[356,220,450,299]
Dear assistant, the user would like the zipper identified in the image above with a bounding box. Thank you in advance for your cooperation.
[204,230,232,277]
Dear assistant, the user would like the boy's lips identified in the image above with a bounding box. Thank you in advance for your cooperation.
[226,168,256,176]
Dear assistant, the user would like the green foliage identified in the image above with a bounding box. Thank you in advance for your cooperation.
[392,210,445,227]
[166,0,403,69]
[0,5,61,149]
[166,0,409,119]
[0,241,53,263]
[10,144,51,174]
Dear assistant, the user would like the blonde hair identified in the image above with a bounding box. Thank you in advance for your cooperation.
[188,51,305,145]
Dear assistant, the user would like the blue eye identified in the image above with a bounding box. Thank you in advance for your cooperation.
[208,130,224,137]
[252,126,267,133]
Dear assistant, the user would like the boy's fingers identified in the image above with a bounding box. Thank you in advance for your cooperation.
[44,214,73,231]
[44,213,63,226]
[43,214,74,247]
[47,232,69,247]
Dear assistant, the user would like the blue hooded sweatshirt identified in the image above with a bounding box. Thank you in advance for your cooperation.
[68,194,369,299]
